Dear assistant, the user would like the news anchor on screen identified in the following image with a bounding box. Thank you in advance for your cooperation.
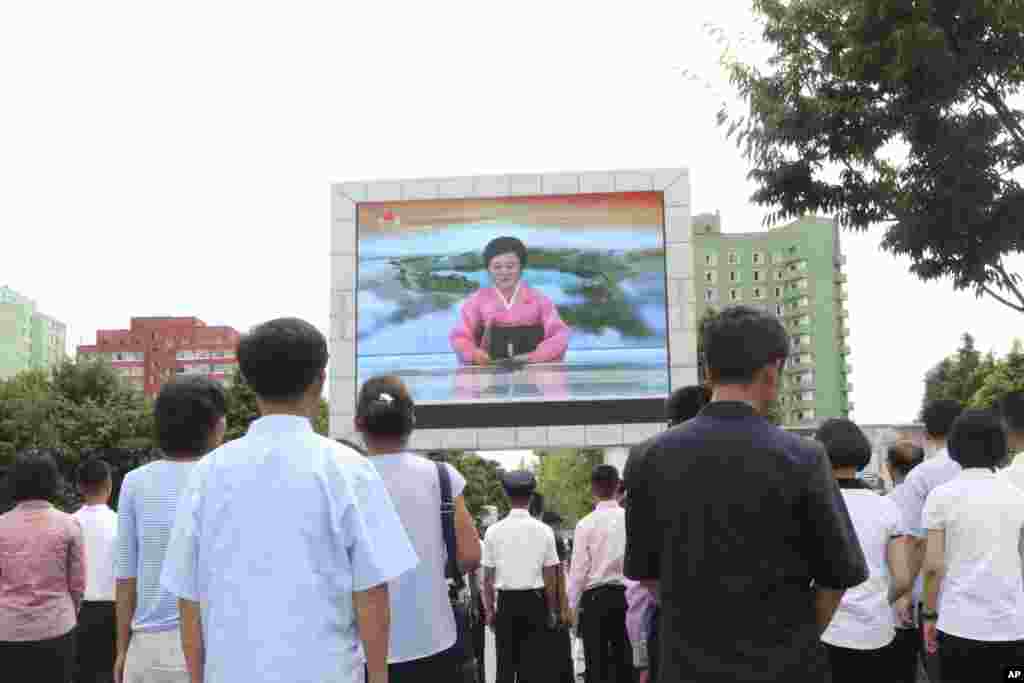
[450,236,570,365]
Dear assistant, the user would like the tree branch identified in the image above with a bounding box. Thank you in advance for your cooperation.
[982,85,1024,148]
[995,261,1024,309]
[980,284,1024,313]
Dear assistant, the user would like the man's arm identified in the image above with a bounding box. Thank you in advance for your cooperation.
[354,583,390,683]
[566,521,590,610]
[178,599,205,683]
[114,579,137,683]
[886,536,914,605]
[482,567,497,625]
[813,586,846,636]
[542,565,559,627]
[922,529,946,614]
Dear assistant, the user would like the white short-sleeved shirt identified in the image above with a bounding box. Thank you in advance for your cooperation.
[482,509,560,590]
[822,486,903,650]
[72,504,118,602]
[888,447,960,538]
[368,453,466,663]
[922,469,1024,641]
[1001,452,1024,493]
[160,416,418,683]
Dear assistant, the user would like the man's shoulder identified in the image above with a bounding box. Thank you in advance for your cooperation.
[654,417,823,465]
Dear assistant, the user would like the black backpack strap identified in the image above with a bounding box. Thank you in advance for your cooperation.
[436,462,465,591]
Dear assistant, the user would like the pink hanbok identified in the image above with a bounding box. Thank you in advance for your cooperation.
[450,282,570,363]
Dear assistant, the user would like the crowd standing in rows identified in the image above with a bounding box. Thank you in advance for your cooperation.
[1,306,1024,682]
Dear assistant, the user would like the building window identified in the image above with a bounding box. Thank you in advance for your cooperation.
[788,245,798,255]
[753,270,763,282]
[752,252,764,265]
[753,287,763,299]
[775,304,784,316]
[729,271,741,283]
[704,270,716,283]
[774,286,783,298]
[775,271,784,281]
[729,288,741,301]
[798,296,810,307]
[802,390,815,402]
[798,278,809,290]
[728,252,739,265]
[704,252,718,267]
[704,288,717,302]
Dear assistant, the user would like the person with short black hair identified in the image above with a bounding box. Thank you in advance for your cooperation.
[568,464,630,683]
[482,470,562,683]
[886,441,924,490]
[160,319,417,683]
[73,458,118,683]
[815,419,913,683]
[540,510,575,683]
[921,409,1024,682]
[999,390,1024,492]
[450,235,570,365]
[625,305,867,682]
[115,376,227,683]
[887,399,963,681]
[355,375,482,683]
[0,451,85,683]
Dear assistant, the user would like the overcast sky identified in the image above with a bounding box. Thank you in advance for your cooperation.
[3,0,1020,469]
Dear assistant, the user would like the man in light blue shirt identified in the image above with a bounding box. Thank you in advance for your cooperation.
[116,376,227,683]
[160,318,418,683]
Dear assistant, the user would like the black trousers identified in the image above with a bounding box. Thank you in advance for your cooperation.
[496,589,548,683]
[889,627,921,683]
[0,629,75,683]
[938,631,1024,683]
[580,585,631,683]
[647,605,659,683]
[76,600,116,683]
[822,642,892,683]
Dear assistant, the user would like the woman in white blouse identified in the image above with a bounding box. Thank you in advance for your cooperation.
[815,418,913,683]
[922,409,1024,683]
[355,375,482,682]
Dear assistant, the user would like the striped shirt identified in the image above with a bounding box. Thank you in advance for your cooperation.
[116,459,198,633]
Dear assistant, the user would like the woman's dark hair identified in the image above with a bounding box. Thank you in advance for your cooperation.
[154,376,227,456]
[815,418,873,471]
[356,375,416,438]
[703,305,790,384]
[999,391,1024,433]
[10,451,61,503]
[666,384,712,425]
[483,236,528,269]
[920,399,963,439]
[77,458,112,495]
[237,318,329,402]
[887,441,924,479]
[948,409,1008,470]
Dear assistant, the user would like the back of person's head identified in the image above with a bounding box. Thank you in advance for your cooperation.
[77,458,112,498]
[666,384,712,426]
[10,450,61,503]
[237,317,328,403]
[948,409,1007,470]
[998,391,1024,435]
[154,376,228,457]
[815,418,872,472]
[921,399,963,439]
[541,510,563,528]
[887,440,925,481]
[702,305,789,386]
[591,464,620,499]
[355,375,416,440]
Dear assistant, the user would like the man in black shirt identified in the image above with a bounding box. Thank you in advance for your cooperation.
[624,305,868,682]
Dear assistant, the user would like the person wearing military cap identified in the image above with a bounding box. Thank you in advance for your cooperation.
[482,470,562,683]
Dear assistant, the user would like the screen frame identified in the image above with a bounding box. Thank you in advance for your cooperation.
[330,168,696,450]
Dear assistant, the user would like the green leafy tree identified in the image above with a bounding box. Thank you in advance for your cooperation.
[921,333,998,416]
[427,450,509,529]
[534,448,604,527]
[223,367,329,440]
[718,0,1024,312]
[970,339,1024,408]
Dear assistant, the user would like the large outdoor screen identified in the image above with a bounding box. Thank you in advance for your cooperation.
[355,191,669,405]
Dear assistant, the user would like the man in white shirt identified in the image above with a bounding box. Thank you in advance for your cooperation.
[482,470,561,683]
[568,465,629,683]
[73,458,118,683]
[887,398,962,681]
[999,391,1024,491]
[160,318,418,683]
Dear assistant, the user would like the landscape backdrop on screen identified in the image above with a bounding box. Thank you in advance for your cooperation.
[355,191,670,405]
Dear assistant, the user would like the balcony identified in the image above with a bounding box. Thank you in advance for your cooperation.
[836,272,847,284]
[846,381,853,392]
[838,290,848,301]
[839,308,849,319]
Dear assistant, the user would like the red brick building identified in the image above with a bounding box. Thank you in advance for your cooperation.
[77,317,242,397]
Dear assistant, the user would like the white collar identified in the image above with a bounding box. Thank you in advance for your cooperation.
[496,281,521,311]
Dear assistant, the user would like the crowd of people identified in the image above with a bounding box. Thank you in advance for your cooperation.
[1,306,1023,683]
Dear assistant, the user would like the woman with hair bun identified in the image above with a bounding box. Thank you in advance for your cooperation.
[355,375,482,682]
[449,236,570,365]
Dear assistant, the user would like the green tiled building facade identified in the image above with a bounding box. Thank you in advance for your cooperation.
[0,286,67,381]
[692,214,852,426]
